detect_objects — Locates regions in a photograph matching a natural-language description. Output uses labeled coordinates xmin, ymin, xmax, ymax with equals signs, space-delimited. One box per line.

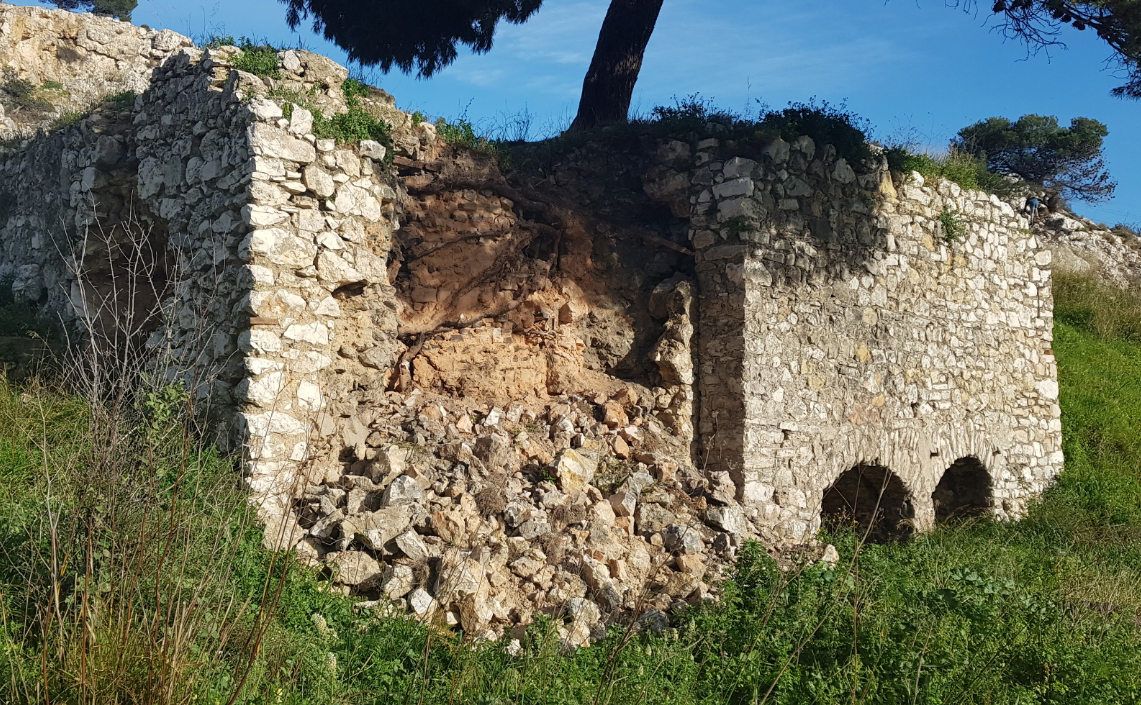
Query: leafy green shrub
xmin=759 ymin=99 xmax=872 ymax=163
xmin=341 ymin=76 xmax=369 ymax=101
xmin=939 ymin=207 xmax=965 ymax=243
xmin=39 ymin=80 xmax=64 ymax=92
xmin=314 ymin=105 xmax=392 ymax=149
xmin=231 ymin=38 xmax=281 ymax=78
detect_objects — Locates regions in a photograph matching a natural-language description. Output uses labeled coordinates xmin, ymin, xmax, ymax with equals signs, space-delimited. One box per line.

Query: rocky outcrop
xmin=0 ymin=3 xmax=192 ymax=139
xmin=1037 ymin=211 xmax=1141 ymax=290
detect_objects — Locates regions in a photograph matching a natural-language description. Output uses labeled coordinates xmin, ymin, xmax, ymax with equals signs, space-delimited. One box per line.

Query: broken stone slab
xmin=383 ymin=475 xmax=423 ymax=505
xmin=325 ymin=550 xmax=382 ymax=587
xmin=381 ymin=563 xmax=415 ymax=599
xmin=436 ymin=553 xmax=487 ymax=600
xmin=341 ymin=504 xmax=414 ymax=550
xmin=359 ymin=139 xmax=387 ymax=161
xmin=408 ymin=588 xmax=438 ymax=618
xmin=634 ymin=502 xmax=676 ymax=533
xmin=394 ymin=529 xmax=431 ymax=561
xmin=708 ymin=471 xmax=737 ymax=505
xmin=474 ymin=433 xmax=515 ymax=471
xmin=662 ymin=523 xmax=704 ymax=554
xmin=609 ymin=489 xmax=637 ymax=518
xmin=368 ymin=444 xmax=410 ymax=485
xmin=517 ymin=519 xmax=551 ymax=540
xmin=509 ymin=554 xmax=544 ymax=579
xmin=555 ymin=449 xmax=598 ymax=495
xmin=704 ymin=504 xmax=747 ymax=536
xmin=622 ymin=471 xmax=655 ymax=495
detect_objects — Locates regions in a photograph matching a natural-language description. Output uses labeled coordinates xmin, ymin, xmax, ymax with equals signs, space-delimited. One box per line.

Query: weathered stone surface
xmin=250 ymin=124 xmax=317 ymax=163
xmin=555 ymin=449 xmax=598 ymax=495
xmin=325 ymin=551 xmax=382 ymax=586
xmin=384 ymin=475 xmax=423 ymax=505
xmin=662 ymin=524 xmax=704 ymax=554
xmin=381 ymin=563 xmax=415 ymax=598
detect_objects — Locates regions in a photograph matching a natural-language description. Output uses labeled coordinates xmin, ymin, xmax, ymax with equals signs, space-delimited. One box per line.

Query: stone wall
xmin=0 ymin=4 xmax=415 ymax=525
xmin=686 ymin=137 xmax=1063 ymax=542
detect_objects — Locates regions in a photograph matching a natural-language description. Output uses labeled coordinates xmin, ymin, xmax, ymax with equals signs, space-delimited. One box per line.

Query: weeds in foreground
xmin=1 ymin=258 xmax=1139 ymax=703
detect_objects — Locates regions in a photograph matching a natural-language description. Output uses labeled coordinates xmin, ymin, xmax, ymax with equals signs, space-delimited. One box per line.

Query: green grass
xmin=103 ymin=89 xmax=137 ymax=111
xmin=434 ymin=117 xmax=498 ymax=155
xmin=228 ymin=39 xmax=281 ymax=78
xmin=886 ymin=147 xmax=1020 ymax=197
xmin=1 ymin=272 xmax=1139 ymax=703
xmin=270 ymin=80 xmax=393 ymax=154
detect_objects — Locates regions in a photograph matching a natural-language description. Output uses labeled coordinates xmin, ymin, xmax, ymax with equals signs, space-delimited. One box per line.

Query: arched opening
xmin=933 ymin=456 xmax=992 ymax=524
xmin=821 ymin=464 xmax=915 ymax=543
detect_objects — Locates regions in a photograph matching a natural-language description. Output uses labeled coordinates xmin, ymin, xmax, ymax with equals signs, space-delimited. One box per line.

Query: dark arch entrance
xmin=821 ymin=464 xmax=915 ymax=543
xmin=933 ymin=456 xmax=992 ymax=524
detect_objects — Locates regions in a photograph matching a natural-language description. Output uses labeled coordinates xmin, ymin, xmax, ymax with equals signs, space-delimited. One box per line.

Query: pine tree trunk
xmin=568 ymin=0 xmax=664 ymax=131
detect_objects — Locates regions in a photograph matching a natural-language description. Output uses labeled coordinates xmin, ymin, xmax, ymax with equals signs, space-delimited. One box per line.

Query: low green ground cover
xmin=1 ymin=271 xmax=1139 ymax=703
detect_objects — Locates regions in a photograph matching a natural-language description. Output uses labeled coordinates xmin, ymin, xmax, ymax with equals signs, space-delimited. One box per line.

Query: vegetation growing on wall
xmin=210 ymin=37 xmax=283 ymax=78
xmin=270 ymin=78 xmax=393 ymax=155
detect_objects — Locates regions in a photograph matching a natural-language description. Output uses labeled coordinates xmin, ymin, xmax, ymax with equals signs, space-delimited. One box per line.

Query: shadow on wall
xmin=933 ymin=455 xmax=992 ymax=524
xmin=820 ymin=463 xmax=915 ymax=544
xmin=819 ymin=456 xmax=995 ymax=544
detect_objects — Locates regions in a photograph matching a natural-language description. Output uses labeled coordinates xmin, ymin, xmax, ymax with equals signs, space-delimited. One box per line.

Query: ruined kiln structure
xmin=678 ymin=141 xmax=1065 ymax=541
xmin=0 ymin=3 xmax=1064 ymax=637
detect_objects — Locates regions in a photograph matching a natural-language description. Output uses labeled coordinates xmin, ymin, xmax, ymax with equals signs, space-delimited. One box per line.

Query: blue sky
xmin=17 ymin=0 xmax=1141 ymax=225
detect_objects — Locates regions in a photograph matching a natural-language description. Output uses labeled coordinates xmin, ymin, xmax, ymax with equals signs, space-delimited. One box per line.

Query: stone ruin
xmin=0 ymin=3 xmax=1063 ymax=642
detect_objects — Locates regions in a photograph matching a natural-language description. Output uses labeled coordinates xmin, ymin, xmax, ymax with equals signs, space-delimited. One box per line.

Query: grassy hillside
xmin=1 ymin=272 xmax=1140 ymax=704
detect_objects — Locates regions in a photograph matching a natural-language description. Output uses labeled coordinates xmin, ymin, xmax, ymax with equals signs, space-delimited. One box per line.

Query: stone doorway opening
xmin=933 ymin=456 xmax=992 ymax=524
xmin=821 ymin=464 xmax=915 ymax=543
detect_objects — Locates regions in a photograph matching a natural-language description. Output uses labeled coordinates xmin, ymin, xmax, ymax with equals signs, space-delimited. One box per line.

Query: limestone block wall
xmin=692 ymin=137 xmax=1063 ymax=542
xmin=235 ymin=98 xmax=402 ymax=514
xmin=0 ymin=12 xmax=405 ymax=522
xmin=0 ymin=42 xmax=261 ymax=425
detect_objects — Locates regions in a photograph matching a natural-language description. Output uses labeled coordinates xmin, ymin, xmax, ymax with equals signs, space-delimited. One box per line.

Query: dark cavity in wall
xmin=932 ymin=456 xmax=992 ymax=524
xmin=821 ymin=463 xmax=915 ymax=543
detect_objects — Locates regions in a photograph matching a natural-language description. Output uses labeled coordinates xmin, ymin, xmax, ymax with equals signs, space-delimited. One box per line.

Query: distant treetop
xmin=50 ymin=0 xmax=136 ymax=22
xmin=953 ymin=114 xmax=1117 ymax=203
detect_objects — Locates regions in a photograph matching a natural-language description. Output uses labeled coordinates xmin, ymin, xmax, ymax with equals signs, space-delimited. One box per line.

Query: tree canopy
xmin=952 ymin=114 xmax=1116 ymax=202
xmin=50 ymin=0 xmax=136 ymax=21
xmin=279 ymin=0 xmax=1141 ymax=130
